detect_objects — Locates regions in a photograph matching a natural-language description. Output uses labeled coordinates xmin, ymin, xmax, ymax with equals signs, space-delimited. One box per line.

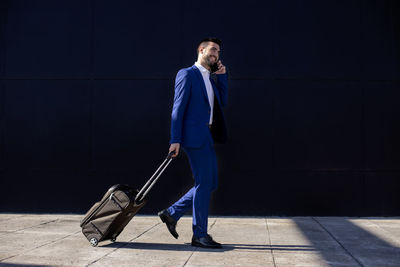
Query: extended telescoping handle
xmin=135 ymin=151 xmax=175 ymax=203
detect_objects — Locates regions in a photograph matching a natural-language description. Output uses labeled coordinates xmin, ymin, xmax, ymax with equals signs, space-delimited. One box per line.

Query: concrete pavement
xmin=0 ymin=214 xmax=399 ymax=266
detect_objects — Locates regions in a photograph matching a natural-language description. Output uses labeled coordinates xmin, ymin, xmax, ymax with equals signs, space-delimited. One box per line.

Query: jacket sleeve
xmin=170 ymin=69 xmax=191 ymax=144
xmin=215 ymin=73 xmax=228 ymax=107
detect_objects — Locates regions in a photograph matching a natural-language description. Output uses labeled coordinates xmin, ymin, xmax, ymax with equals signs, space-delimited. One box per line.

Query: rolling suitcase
xmin=80 ymin=152 xmax=174 ymax=247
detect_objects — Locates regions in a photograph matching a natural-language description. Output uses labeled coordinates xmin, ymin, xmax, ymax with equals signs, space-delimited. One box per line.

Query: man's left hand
xmin=214 ymin=60 xmax=226 ymax=74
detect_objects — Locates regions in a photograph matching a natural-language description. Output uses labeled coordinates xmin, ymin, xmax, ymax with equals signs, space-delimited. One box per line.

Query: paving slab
xmin=315 ymin=217 xmax=400 ymax=267
xmin=185 ymin=217 xmax=275 ymax=267
xmin=268 ymin=218 xmax=358 ymax=267
xmin=0 ymin=214 xmax=62 ymax=233
xmin=0 ymin=214 xmax=399 ymax=266
xmin=90 ymin=217 xmax=195 ymax=267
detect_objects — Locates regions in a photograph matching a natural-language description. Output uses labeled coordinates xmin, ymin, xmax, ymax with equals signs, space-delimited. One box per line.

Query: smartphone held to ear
xmin=210 ymin=62 xmax=219 ymax=73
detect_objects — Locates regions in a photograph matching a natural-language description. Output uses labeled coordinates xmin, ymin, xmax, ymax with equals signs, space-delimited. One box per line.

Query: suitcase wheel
xmin=90 ymin=237 xmax=99 ymax=247
xmin=111 ymin=238 xmax=116 ymax=242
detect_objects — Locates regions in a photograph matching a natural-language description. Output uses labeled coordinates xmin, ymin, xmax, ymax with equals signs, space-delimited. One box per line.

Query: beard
xmin=204 ymin=55 xmax=218 ymax=68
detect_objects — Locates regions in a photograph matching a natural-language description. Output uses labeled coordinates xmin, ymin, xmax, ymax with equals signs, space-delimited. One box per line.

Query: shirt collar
xmin=194 ymin=62 xmax=210 ymax=75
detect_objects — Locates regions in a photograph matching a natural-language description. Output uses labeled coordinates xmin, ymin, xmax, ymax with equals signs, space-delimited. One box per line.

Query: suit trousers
xmin=167 ymin=137 xmax=218 ymax=238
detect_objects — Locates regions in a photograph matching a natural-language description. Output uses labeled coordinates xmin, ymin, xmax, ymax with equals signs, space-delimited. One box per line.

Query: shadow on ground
xmin=102 ymin=241 xmax=315 ymax=252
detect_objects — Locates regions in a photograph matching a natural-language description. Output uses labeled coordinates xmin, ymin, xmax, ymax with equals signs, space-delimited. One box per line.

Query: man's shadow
xmin=102 ymin=242 xmax=315 ymax=253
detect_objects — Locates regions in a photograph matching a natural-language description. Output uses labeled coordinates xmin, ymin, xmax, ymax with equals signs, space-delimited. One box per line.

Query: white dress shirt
xmin=194 ymin=62 xmax=214 ymax=125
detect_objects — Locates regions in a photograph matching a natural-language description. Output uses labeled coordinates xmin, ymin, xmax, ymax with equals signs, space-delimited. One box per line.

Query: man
xmin=158 ymin=37 xmax=228 ymax=249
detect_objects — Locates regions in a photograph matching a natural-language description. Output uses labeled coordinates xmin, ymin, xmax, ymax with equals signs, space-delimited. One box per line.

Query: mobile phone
xmin=210 ymin=62 xmax=219 ymax=73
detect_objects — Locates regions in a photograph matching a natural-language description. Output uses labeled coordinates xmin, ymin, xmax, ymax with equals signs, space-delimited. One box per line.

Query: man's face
xmin=200 ymin=42 xmax=220 ymax=67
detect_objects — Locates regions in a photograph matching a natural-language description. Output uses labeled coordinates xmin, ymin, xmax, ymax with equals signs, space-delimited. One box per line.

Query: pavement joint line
xmin=0 ymin=214 xmax=26 ymax=222
xmin=2 ymin=219 xmax=59 ymax=235
xmin=265 ymin=218 xmax=277 ymax=267
xmin=182 ymin=217 xmax=218 ymax=267
xmin=86 ymin=221 xmax=161 ymax=267
xmin=312 ymin=217 xmax=363 ymax=267
xmin=0 ymin=230 xmax=81 ymax=262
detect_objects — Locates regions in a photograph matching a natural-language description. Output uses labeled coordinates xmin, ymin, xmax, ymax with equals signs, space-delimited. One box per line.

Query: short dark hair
xmin=197 ymin=37 xmax=222 ymax=55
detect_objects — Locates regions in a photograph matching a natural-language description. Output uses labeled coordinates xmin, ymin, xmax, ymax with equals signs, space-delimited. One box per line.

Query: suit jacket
xmin=170 ymin=65 xmax=228 ymax=148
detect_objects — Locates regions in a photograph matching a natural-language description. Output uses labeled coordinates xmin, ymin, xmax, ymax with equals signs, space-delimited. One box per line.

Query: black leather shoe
xmin=191 ymin=234 xmax=222 ymax=249
xmin=158 ymin=209 xmax=179 ymax=239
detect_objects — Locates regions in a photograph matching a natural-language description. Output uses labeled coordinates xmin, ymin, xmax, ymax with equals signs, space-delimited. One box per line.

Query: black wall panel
xmin=93 ymin=80 xmax=172 ymax=169
xmin=221 ymin=80 xmax=274 ymax=172
xmin=0 ymin=0 xmax=5 ymax=76
xmin=274 ymin=81 xmax=363 ymax=170
xmin=213 ymin=171 xmax=365 ymax=216
xmin=0 ymin=83 xmax=4 ymax=171
xmin=0 ymin=0 xmax=399 ymax=215
xmin=365 ymin=81 xmax=400 ymax=170
xmin=361 ymin=1 xmax=399 ymax=80
xmin=179 ymin=0 xmax=274 ymax=78
xmin=364 ymin=172 xmax=400 ymax=216
xmin=0 ymin=1 xmax=5 ymax=172
xmin=273 ymin=1 xmax=362 ymax=79
xmin=94 ymin=1 xmax=182 ymax=77
xmin=3 ymin=80 xmax=91 ymax=169
xmin=5 ymin=0 xmax=91 ymax=76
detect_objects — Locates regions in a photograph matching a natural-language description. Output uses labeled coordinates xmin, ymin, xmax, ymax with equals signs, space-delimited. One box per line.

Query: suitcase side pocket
xmin=83 ymin=199 xmax=123 ymax=241
xmin=80 ymin=200 xmax=106 ymax=227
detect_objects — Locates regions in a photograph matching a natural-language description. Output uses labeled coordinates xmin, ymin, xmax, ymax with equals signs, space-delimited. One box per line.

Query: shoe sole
xmin=191 ymin=242 xmax=222 ymax=249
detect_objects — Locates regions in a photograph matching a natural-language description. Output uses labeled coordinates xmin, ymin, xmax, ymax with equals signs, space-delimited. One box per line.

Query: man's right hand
xmin=169 ymin=143 xmax=180 ymax=158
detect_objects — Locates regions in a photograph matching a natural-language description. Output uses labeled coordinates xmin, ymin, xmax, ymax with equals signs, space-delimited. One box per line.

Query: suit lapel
xmin=192 ymin=65 xmax=211 ymax=108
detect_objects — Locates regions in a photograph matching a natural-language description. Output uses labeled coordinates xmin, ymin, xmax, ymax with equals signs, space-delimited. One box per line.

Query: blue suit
xmin=167 ymin=65 xmax=228 ymax=237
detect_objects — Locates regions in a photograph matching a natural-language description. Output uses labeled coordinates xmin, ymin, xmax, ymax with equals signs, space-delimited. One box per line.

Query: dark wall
xmin=0 ymin=0 xmax=399 ymax=216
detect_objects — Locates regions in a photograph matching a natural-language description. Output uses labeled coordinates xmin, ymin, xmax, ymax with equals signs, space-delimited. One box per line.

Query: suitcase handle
xmin=135 ymin=151 xmax=175 ymax=203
